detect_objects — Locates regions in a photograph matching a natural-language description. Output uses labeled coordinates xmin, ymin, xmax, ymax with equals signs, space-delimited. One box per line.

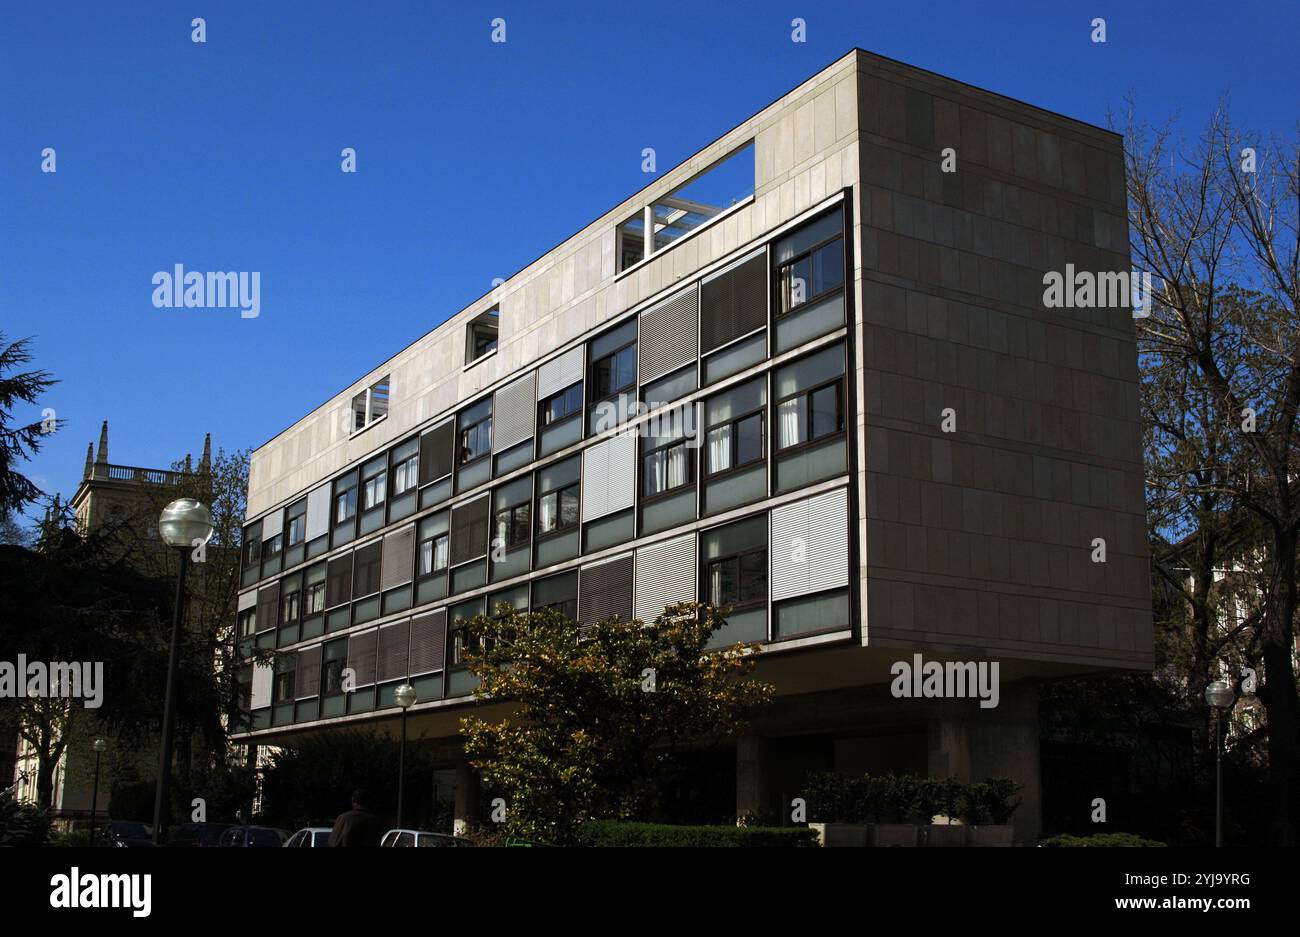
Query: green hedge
xmin=1039 ymin=833 xmax=1166 ymax=847
xmin=576 ymin=820 xmax=819 ymax=847
xmin=801 ymin=772 xmax=1021 ymax=825
xmin=0 ymin=791 xmax=52 ymax=847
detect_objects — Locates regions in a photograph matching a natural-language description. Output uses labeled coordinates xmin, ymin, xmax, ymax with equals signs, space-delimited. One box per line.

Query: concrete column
xmin=735 ymin=736 xmax=770 ymax=824
xmin=453 ymin=761 xmax=480 ymax=836
xmin=970 ymin=682 xmax=1042 ymax=844
xmin=927 ymin=713 xmax=972 ymax=783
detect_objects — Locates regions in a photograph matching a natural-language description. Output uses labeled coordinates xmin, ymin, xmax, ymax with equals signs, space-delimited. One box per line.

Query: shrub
xmin=1039 ymin=832 xmax=1166 ymax=847
xmin=0 ymin=790 xmax=52 ymax=847
xmin=576 ymin=820 xmax=819 ymax=847
xmin=802 ymin=772 xmax=1021 ymax=825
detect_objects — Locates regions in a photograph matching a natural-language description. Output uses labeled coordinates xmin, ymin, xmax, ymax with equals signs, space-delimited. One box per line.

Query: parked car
xmin=217 ymin=825 xmax=290 ymax=847
xmin=284 ymin=827 xmax=333 ymax=847
xmin=166 ymin=822 xmax=233 ymax=847
xmin=95 ymin=820 xmax=153 ymax=848
xmin=380 ymin=828 xmax=467 ymax=847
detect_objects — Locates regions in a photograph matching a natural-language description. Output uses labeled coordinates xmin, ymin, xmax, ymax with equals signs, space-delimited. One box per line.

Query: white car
xmin=284 ymin=827 xmax=333 ymax=847
xmin=380 ymin=828 xmax=466 ymax=847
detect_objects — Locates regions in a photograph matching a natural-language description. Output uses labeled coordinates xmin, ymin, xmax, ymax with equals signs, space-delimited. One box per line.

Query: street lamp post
xmin=394 ymin=684 xmax=418 ymax=828
xmin=152 ymin=499 xmax=214 ymax=846
xmin=1205 ymin=679 xmax=1236 ymax=848
xmin=89 ymin=738 xmax=106 ymax=844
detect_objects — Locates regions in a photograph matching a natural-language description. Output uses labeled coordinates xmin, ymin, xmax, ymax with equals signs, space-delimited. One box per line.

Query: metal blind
xmin=380 ymin=525 xmax=416 ymax=589
xmin=700 ymin=249 xmax=766 ymax=353
xmin=579 ymin=554 xmax=634 ymax=628
xmin=419 ymin=421 xmax=454 ymax=484
xmin=770 ymin=487 xmax=850 ymax=600
xmin=635 ymin=533 xmax=697 ymax=622
xmin=256 ymin=582 xmax=280 ymax=631
xmin=377 ymin=619 xmax=411 ymax=683
xmin=493 ymin=371 xmax=537 ymax=452
xmin=296 ymin=645 xmax=321 ymax=699
xmin=537 ymin=346 xmax=585 ymax=400
xmin=450 ymin=496 xmax=490 ymax=565
xmin=250 ymin=661 xmax=273 ymax=709
xmin=639 ymin=285 xmax=698 ymax=383
xmin=352 ymin=540 xmax=382 ymax=597
xmin=326 ymin=553 xmax=353 ymax=607
xmin=305 ymin=484 xmax=330 ymax=540
xmin=580 ymin=431 xmax=636 ymax=520
xmin=237 ymin=589 xmax=257 ymax=612
xmin=408 ymin=610 xmax=447 ymax=675
xmin=261 ymin=508 xmax=283 ymax=540
xmin=347 ymin=628 xmax=378 ymax=687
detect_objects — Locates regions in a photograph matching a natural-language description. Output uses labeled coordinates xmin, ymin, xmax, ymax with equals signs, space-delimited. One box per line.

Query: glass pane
xmin=643 ymin=450 xmax=665 ymax=496
xmin=783 ymin=256 xmax=812 ymax=312
xmin=614 ymin=346 xmax=637 ymax=391
xmin=811 ymin=385 xmax=840 ymax=440
xmin=538 ymin=492 xmax=557 ymax=533
xmin=706 ymin=426 xmax=731 ymax=474
xmin=815 ymin=239 xmax=844 ymax=296
xmin=739 ymin=551 xmax=767 ymax=604
xmin=777 ymin=397 xmax=806 ymax=449
xmin=512 ymin=504 xmax=530 ymax=545
xmin=736 ymin=414 xmax=763 ymax=465
xmin=559 ymin=488 xmax=580 ymax=528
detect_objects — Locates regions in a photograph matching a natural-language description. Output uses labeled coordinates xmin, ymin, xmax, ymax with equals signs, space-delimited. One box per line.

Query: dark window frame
xmin=703 ymin=407 xmax=766 ymax=480
xmin=494 ymin=500 xmax=532 ymax=551
xmin=391 ymin=451 xmax=419 ymax=497
xmin=704 ymin=546 xmax=769 ymax=613
xmin=238 ymin=607 xmax=257 ymax=637
xmin=286 ymin=502 xmax=307 ymax=547
xmin=540 ymin=381 xmax=583 ymax=428
xmin=774 ymin=377 xmax=845 ymax=456
xmin=362 ymin=467 xmax=387 ymax=513
xmin=535 ymin=481 xmax=580 ymax=542
xmin=417 ymin=532 xmax=450 ymax=580
xmin=776 ymin=232 xmax=846 ymax=316
xmin=640 ymin=437 xmax=696 ymax=503
xmin=458 ymin=414 xmax=493 ymax=467
xmin=280 ymin=588 xmax=300 ymax=625
xmin=589 ymin=340 xmax=637 ymax=406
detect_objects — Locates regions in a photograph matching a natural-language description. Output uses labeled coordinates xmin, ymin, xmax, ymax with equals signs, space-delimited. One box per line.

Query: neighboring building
xmin=230 ymin=50 xmax=1151 ymax=841
xmin=10 ymin=422 xmax=213 ymax=818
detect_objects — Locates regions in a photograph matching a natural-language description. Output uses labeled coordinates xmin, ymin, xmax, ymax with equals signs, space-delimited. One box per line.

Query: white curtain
xmin=666 ymin=444 xmax=687 ymax=489
xmin=708 ymin=426 xmax=731 ymax=474
xmin=778 ymin=398 xmax=805 ymax=448
xmin=539 ymin=493 xmax=558 ymax=532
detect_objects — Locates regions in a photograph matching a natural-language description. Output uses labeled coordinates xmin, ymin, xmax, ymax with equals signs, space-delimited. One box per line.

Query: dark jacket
xmin=329 ymin=807 xmax=382 ymax=847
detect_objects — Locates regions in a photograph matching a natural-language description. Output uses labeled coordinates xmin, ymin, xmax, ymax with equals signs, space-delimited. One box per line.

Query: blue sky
xmin=3 ymin=0 xmax=1296 ymax=523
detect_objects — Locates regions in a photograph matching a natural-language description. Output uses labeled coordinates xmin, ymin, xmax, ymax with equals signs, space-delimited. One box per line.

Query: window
xmin=779 ymin=238 xmax=844 ymax=314
xmin=591 ymin=344 xmax=636 ymax=401
xmin=706 ymin=411 xmax=764 ymax=476
xmin=353 ymin=541 xmax=382 ymax=598
xmin=777 ymin=380 xmax=844 ymax=450
xmin=335 ymin=487 xmax=357 ymax=523
xmin=273 ymin=669 xmax=295 ymax=705
xmin=537 ymin=483 xmax=579 ymax=537
xmin=459 ymin=414 xmax=493 ymax=465
xmin=495 ymin=502 xmax=531 ymax=550
xmin=323 ymin=658 xmax=347 ymax=696
xmin=532 ymin=572 xmax=578 ymax=622
xmin=286 ymin=501 xmax=307 ymax=547
xmin=542 ymin=382 xmax=583 ymax=426
xmin=707 ymin=548 xmax=767 ymax=610
xmin=363 ymin=470 xmax=387 ymax=510
xmin=305 ymin=578 xmax=326 ymax=615
xmin=263 ymin=533 xmax=283 ymax=557
xmin=351 ymin=376 xmax=391 ymax=433
xmin=281 ymin=590 xmax=300 ymax=624
xmin=466 ymin=308 xmax=499 ymax=364
xmin=617 ymin=143 xmax=755 ymax=272
xmin=642 ymin=439 xmax=693 ymax=498
xmin=238 ymin=607 xmax=257 ymax=637
xmin=243 ymin=535 xmax=261 ymax=569
xmin=418 ymin=533 xmax=449 ymax=577
xmin=392 ymin=452 xmax=419 ymax=496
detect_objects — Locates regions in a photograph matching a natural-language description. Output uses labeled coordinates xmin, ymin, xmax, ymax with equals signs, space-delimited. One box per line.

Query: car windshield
xmin=249 ymin=829 xmax=283 ymax=846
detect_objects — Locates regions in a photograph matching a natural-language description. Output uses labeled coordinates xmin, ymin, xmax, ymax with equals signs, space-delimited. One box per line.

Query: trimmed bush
xmin=576 ymin=820 xmax=819 ymax=847
xmin=0 ymin=791 xmax=52 ymax=847
xmin=802 ymin=771 xmax=1021 ymax=825
xmin=1039 ymin=833 xmax=1166 ymax=847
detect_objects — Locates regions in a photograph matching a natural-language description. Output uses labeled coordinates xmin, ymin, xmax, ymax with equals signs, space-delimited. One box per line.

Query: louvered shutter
xmin=256 ymin=581 xmax=280 ymax=631
xmin=635 ymin=534 xmax=697 ymax=622
xmin=296 ymin=645 xmax=321 ymax=699
xmin=377 ymin=619 xmax=411 ymax=682
xmin=450 ymin=496 xmax=490 ymax=565
xmin=419 ymin=421 xmax=454 ymax=484
xmin=347 ymin=628 xmax=378 ymax=687
xmin=770 ymin=487 xmax=850 ymax=600
xmin=579 ymin=554 xmax=634 ymax=628
xmin=381 ymin=525 xmax=416 ymax=589
xmin=250 ymin=661 xmax=273 ymax=709
xmin=326 ymin=553 xmax=353 ymax=607
xmin=639 ymin=285 xmax=698 ymax=383
xmin=408 ymin=610 xmax=447 ymax=675
xmin=537 ymin=346 xmax=585 ymax=400
xmin=261 ymin=509 xmax=283 ymax=540
xmin=700 ymin=250 xmax=766 ymax=352
xmin=581 ymin=432 xmax=636 ymax=520
xmin=493 ymin=371 xmax=537 ymax=451
xmin=237 ymin=590 xmax=257 ymax=612
xmin=305 ymin=484 xmax=330 ymax=540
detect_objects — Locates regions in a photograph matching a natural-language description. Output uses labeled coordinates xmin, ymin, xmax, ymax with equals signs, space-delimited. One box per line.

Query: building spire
xmin=83 ymin=443 xmax=94 ymax=479
xmin=95 ymin=420 xmax=109 ymax=464
xmin=199 ymin=433 xmax=212 ymax=474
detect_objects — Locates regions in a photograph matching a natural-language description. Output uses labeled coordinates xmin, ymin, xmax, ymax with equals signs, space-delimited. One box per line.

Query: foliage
xmin=575 ymin=820 xmax=819 ymax=848
xmin=107 ymin=780 xmax=157 ymax=823
xmin=801 ymin=772 xmax=1021 ymax=826
xmin=0 ymin=789 xmax=52 ymax=846
xmin=460 ymin=602 xmax=775 ymax=844
xmin=1039 ymin=832 xmax=1166 ymax=847
xmin=0 ymin=333 xmax=59 ymax=522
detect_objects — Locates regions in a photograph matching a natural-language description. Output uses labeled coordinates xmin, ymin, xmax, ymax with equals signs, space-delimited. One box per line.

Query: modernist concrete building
xmin=231 ymin=50 xmax=1150 ymax=841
